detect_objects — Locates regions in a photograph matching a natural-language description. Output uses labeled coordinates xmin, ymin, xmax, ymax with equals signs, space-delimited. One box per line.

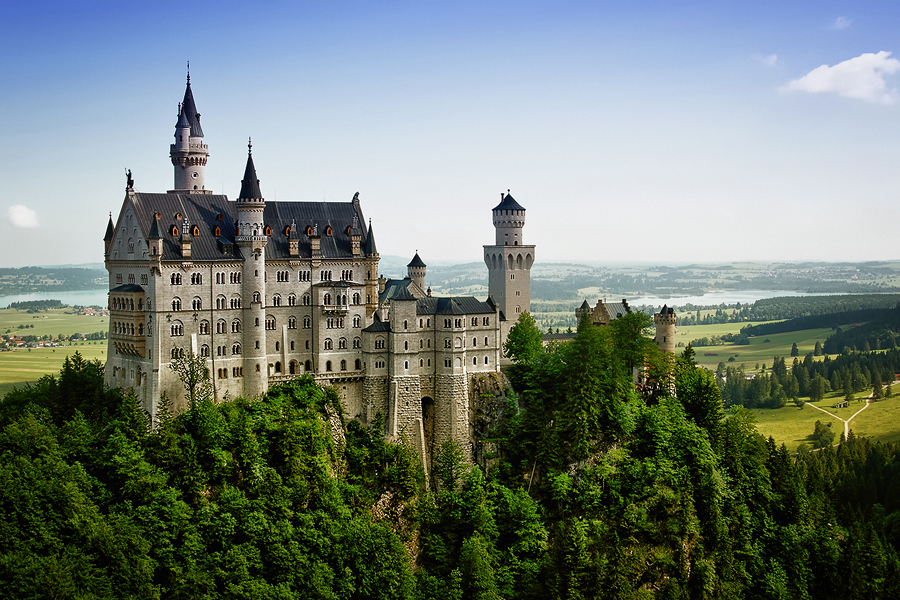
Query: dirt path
xmin=806 ymin=394 xmax=872 ymax=441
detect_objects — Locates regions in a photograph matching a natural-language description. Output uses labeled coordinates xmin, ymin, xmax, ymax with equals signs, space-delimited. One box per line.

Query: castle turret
xmin=169 ymin=70 xmax=210 ymax=194
xmin=654 ymin=305 xmax=677 ymax=354
xmin=407 ymin=252 xmax=426 ymax=295
xmin=484 ymin=190 xmax=535 ymax=345
xmin=235 ymin=141 xmax=268 ymax=397
xmin=104 ymin=213 xmax=115 ymax=256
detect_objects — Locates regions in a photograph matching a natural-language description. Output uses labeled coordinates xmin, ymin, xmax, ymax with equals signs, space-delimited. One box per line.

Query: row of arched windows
xmin=111 ymin=297 xmax=142 ymax=311
xmin=113 ymin=322 xmax=143 ymax=336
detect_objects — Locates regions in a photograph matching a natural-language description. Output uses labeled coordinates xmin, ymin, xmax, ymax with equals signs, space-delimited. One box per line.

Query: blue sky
xmin=2 ymin=1 xmax=899 ymax=266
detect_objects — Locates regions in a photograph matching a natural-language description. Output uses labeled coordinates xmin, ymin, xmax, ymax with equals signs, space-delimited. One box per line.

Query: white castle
xmin=103 ymin=73 xmax=534 ymax=468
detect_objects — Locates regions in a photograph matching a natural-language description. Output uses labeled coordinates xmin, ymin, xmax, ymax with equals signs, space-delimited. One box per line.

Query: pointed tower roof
xmin=179 ymin=72 xmax=204 ymax=138
xmin=580 ymin=299 xmax=590 ymax=310
xmin=147 ymin=216 xmax=161 ymax=239
xmin=408 ymin=252 xmax=426 ymax=268
xmin=492 ymin=190 xmax=525 ymax=212
xmin=238 ymin=140 xmax=263 ymax=200
xmin=365 ymin=219 xmax=377 ymax=254
xmin=104 ymin=214 xmax=115 ymax=241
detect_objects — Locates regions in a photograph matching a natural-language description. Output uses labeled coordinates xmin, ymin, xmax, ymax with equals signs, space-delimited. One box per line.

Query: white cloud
xmin=782 ymin=51 xmax=900 ymax=105
xmin=754 ymin=53 xmax=778 ymax=67
xmin=7 ymin=205 xmax=39 ymax=228
xmin=830 ymin=16 xmax=851 ymax=30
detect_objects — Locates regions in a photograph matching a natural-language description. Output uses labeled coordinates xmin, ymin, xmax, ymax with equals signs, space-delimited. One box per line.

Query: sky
xmin=2 ymin=0 xmax=900 ymax=267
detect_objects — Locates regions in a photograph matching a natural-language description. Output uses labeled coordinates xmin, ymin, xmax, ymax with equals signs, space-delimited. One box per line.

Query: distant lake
xmin=630 ymin=290 xmax=850 ymax=308
xmin=0 ymin=289 xmax=109 ymax=309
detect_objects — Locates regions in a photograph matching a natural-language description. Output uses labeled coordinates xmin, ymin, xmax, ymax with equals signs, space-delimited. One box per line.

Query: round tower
xmin=235 ymin=140 xmax=268 ymax=397
xmin=169 ymin=70 xmax=210 ymax=193
xmin=654 ymin=305 xmax=677 ymax=354
xmin=407 ymin=252 xmax=426 ymax=294
xmin=492 ymin=189 xmax=526 ymax=246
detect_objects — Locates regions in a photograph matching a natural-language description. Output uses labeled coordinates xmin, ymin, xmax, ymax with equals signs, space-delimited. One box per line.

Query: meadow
xmin=0 ymin=307 xmax=108 ymax=396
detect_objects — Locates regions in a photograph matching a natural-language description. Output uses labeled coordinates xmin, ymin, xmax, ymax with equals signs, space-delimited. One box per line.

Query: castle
xmin=103 ymin=74 xmax=534 ymax=469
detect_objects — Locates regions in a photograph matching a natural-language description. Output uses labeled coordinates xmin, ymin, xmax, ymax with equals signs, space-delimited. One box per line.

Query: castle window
xmin=265 ymin=226 xmax=272 ymax=236
xmin=171 ymin=225 xmax=179 ymax=237
xmin=510 ymin=274 xmax=515 ymax=280
xmin=191 ymin=273 xmax=202 ymax=285
xmin=127 ymin=274 xmax=135 ymax=284
xmin=324 ymin=293 xmax=332 ymax=305
xmin=217 ymin=320 xmax=226 ymax=334
xmin=171 ymin=273 xmax=182 ymax=285
xmin=306 ymin=226 xmax=313 ymax=236
xmin=326 ymin=360 xmax=332 ymax=371
xmin=325 ymin=226 xmax=333 ymax=236
xmin=482 ymin=317 xmax=489 ymax=326
xmin=472 ymin=317 xmax=478 ymax=326
xmin=445 ymin=358 xmax=451 ymax=367
xmin=288 ymin=294 xmax=296 ymax=306
xmin=214 ymin=226 xmax=221 ymax=236
xmin=375 ymin=338 xmax=386 ymax=350
xmin=288 ymin=317 xmax=296 ymax=329
xmin=253 ymin=292 xmax=261 ymax=304
xmin=172 ymin=298 xmax=182 ymax=311
xmin=353 ymin=337 xmax=360 ymax=349
xmin=484 ymin=336 xmax=488 ymax=346
xmin=472 ymin=338 xmax=477 ymax=347
xmin=353 ymin=316 xmax=361 ymax=328
xmin=272 ymin=294 xmax=281 ymax=307
xmin=353 ymin=293 xmax=360 ymax=305
xmin=339 ymin=338 xmax=347 ymax=349
xmin=276 ymin=341 xmax=280 ymax=351
xmin=403 ymin=320 xmax=408 ymax=330
xmin=305 ymin=360 xmax=311 ymax=371
xmin=192 ymin=225 xmax=200 ymax=237
xmin=340 ymin=360 xmax=347 ymax=371
xmin=427 ymin=359 xmax=431 ymax=367
xmin=444 ymin=319 xmax=451 ymax=328
xmin=192 ymin=297 xmax=202 ymax=310
xmin=420 ymin=340 xmax=423 ymax=348
xmin=427 ymin=318 xmax=431 ymax=327
xmin=141 ymin=275 xmax=148 ymax=285
xmin=200 ymin=345 xmax=210 ymax=357
xmin=232 ymin=319 xmax=241 ymax=333
xmin=455 ymin=319 xmax=462 ymax=328
xmin=404 ymin=341 xmax=408 ymax=350
xmin=199 ymin=320 xmax=210 ymax=334
xmin=355 ymin=359 xmax=361 ymax=370
xmin=232 ymin=344 xmax=241 ymax=355
xmin=303 ymin=316 xmax=311 ymax=328
xmin=265 ymin=316 xmax=276 ymax=330
xmin=444 ymin=338 xmax=451 ymax=348
xmin=404 ymin=361 xmax=408 ymax=370
xmin=138 ymin=324 xmax=143 ymax=336
xmin=290 ymin=341 xmax=295 ymax=351
xmin=231 ymin=297 xmax=242 ymax=309
xmin=275 ymin=361 xmax=281 ymax=373
xmin=303 ymin=294 xmax=310 ymax=305
xmin=473 ymin=357 xmax=477 ymax=366
xmin=419 ymin=359 xmax=424 ymax=367
xmin=485 ymin=356 xmax=489 ymax=364
xmin=289 ymin=361 xmax=296 ymax=374
xmin=324 ymin=338 xmax=333 ymax=350
xmin=515 ymin=306 xmax=521 ymax=313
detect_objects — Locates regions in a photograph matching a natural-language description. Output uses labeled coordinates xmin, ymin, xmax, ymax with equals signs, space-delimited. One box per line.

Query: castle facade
xmin=103 ymin=75 xmax=534 ymax=468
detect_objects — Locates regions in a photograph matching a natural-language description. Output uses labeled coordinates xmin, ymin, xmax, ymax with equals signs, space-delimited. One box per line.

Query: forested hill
xmin=824 ymin=305 xmax=900 ymax=354
xmin=5 ymin=328 xmax=900 ymax=597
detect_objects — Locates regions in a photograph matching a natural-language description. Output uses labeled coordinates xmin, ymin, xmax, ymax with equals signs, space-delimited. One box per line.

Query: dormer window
xmin=306 ymin=225 xmax=314 ymax=236
xmin=171 ymin=225 xmax=179 ymax=237
xmin=325 ymin=226 xmax=333 ymax=236
xmin=285 ymin=226 xmax=291 ymax=236
xmin=214 ymin=226 xmax=221 ymax=236
xmin=175 ymin=212 xmax=182 ymax=220
xmin=346 ymin=225 xmax=352 ymax=235
xmin=192 ymin=225 xmax=200 ymax=237
xmin=264 ymin=226 xmax=272 ymax=236
xmin=217 ymin=213 xmax=224 ymax=221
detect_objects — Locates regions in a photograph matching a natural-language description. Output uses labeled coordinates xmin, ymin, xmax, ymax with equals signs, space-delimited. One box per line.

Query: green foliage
xmin=504 ymin=311 xmax=544 ymax=364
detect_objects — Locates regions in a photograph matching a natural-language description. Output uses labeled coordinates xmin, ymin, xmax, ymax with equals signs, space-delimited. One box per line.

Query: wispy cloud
xmin=7 ymin=205 xmax=38 ymax=228
xmin=830 ymin=16 xmax=851 ymax=30
xmin=753 ymin=53 xmax=779 ymax=67
xmin=782 ymin=51 xmax=900 ymax=105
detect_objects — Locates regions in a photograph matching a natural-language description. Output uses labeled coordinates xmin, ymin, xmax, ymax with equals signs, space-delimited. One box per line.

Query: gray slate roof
xmin=179 ymin=79 xmax=204 ymax=138
xmin=492 ymin=192 xmax=525 ymax=212
xmin=416 ymin=296 xmax=496 ymax=315
xmin=238 ymin=152 xmax=263 ymax=200
xmin=407 ymin=253 xmax=426 ymax=268
xmin=125 ymin=192 xmax=373 ymax=262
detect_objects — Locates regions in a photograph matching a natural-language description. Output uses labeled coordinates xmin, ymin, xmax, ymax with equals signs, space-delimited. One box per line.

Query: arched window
xmin=217 ymin=320 xmax=227 ymax=334
xmin=231 ymin=297 xmax=241 ymax=309
xmin=216 ymin=295 xmax=227 ymax=309
xmin=172 ymin=298 xmax=182 ymax=311
xmin=326 ymin=360 xmax=332 ymax=371
xmin=324 ymin=293 xmax=332 ymax=305
xmin=200 ymin=345 xmax=210 ymax=357
xmin=303 ymin=316 xmax=311 ymax=328
xmin=288 ymin=317 xmax=296 ymax=329
xmin=353 ymin=337 xmax=361 ymax=349
xmin=288 ymin=294 xmax=296 ymax=306
xmin=355 ymin=359 xmax=361 ymax=370
xmin=232 ymin=319 xmax=241 ymax=333
xmin=289 ymin=361 xmax=296 ymax=374
xmin=275 ymin=361 xmax=282 ymax=373
xmin=353 ymin=316 xmax=361 ymax=328
xmin=199 ymin=320 xmax=210 ymax=335
xmin=305 ymin=360 xmax=311 ymax=371
xmin=340 ymin=360 xmax=347 ymax=371
xmin=302 ymin=294 xmax=310 ymax=306
xmin=272 ymin=294 xmax=281 ymax=307
xmin=252 ymin=292 xmax=261 ymax=304
xmin=339 ymin=338 xmax=347 ymax=349
xmin=232 ymin=343 xmax=242 ymax=355
xmin=192 ymin=297 xmax=202 ymax=310
xmin=265 ymin=226 xmax=272 ymax=236
xmin=171 ymin=273 xmax=182 ymax=285
xmin=324 ymin=338 xmax=333 ymax=350
xmin=265 ymin=316 xmax=276 ymax=330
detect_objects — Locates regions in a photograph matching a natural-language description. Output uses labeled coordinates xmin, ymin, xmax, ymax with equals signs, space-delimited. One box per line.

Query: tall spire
xmin=179 ymin=70 xmax=204 ymax=138
xmin=365 ymin=219 xmax=378 ymax=255
xmin=238 ymin=138 xmax=263 ymax=200
xmin=170 ymin=67 xmax=209 ymax=193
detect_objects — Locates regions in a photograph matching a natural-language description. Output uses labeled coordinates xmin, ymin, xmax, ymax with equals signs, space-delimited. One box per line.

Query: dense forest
xmin=675 ymin=294 xmax=900 ymax=327
xmin=823 ymin=306 xmax=900 ymax=354
xmin=5 ymin=317 xmax=900 ymax=597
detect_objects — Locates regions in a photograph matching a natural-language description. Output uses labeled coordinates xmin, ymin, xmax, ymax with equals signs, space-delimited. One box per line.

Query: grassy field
xmin=0 ymin=307 xmax=108 ymax=395
xmin=0 ymin=307 xmax=108 ymax=338
xmin=751 ymin=390 xmax=870 ymax=449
